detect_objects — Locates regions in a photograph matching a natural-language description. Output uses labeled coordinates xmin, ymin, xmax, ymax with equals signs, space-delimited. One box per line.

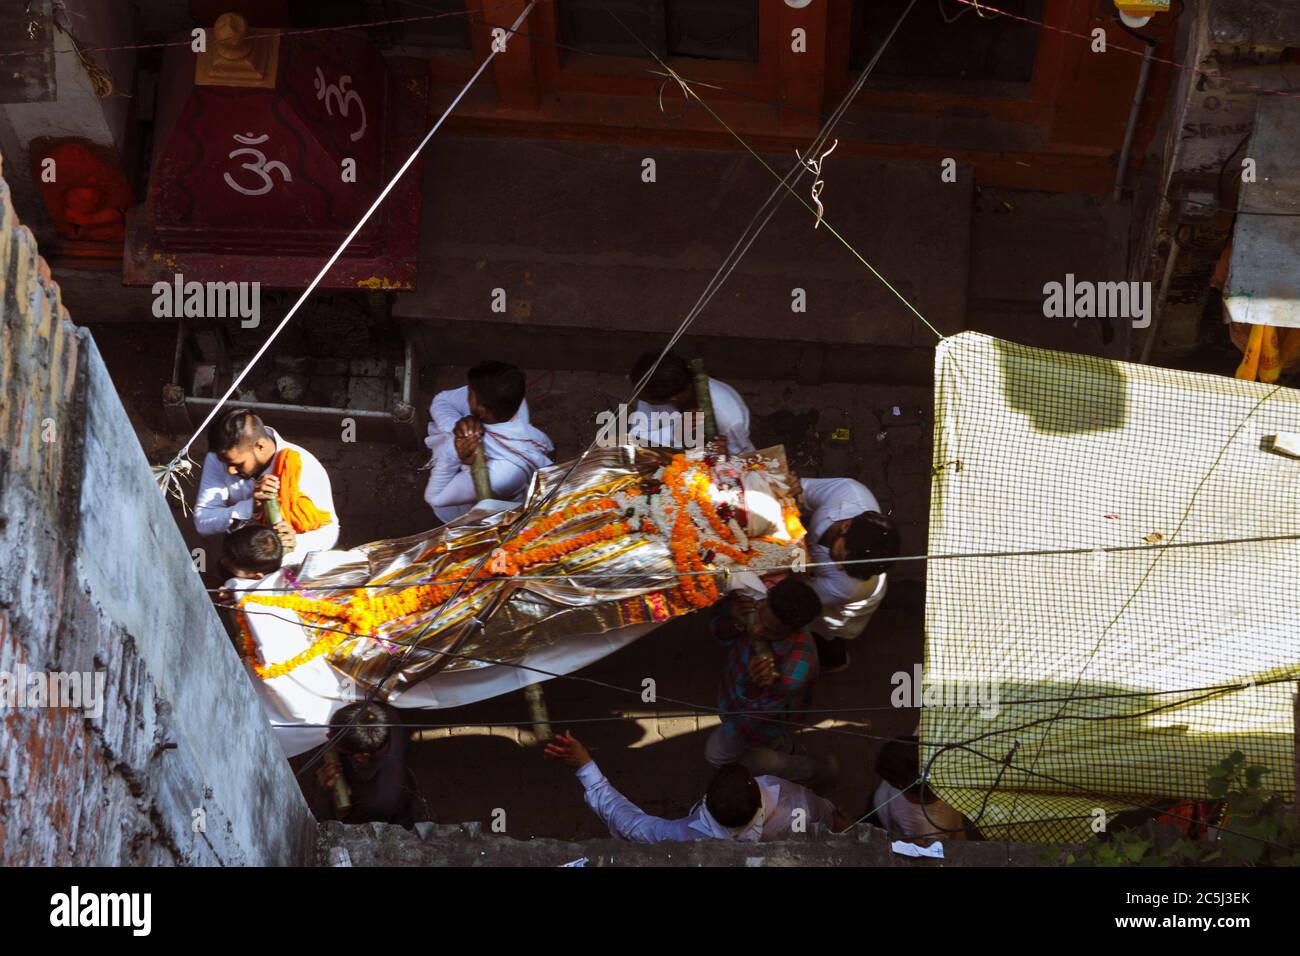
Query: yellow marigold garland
xmin=237 ymin=500 xmax=634 ymax=678
xmin=237 ymin=608 xmax=353 ymax=680
xmin=237 ymin=469 xmax=787 ymax=675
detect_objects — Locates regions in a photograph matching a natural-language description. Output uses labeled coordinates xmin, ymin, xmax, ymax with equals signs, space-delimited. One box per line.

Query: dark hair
xmin=766 ymin=575 xmax=822 ymax=632
xmin=629 ymin=350 xmax=691 ymax=403
xmin=705 ymin=763 xmax=762 ymax=828
xmin=467 ymin=361 xmax=526 ymax=421
xmin=208 ymin=408 xmax=264 ymax=455
xmin=223 ymin=525 xmax=282 ymax=575
xmin=329 ymin=702 xmax=392 ymax=756
xmin=875 ymin=735 xmax=938 ymax=803
xmin=843 ymin=511 xmax=901 ymax=580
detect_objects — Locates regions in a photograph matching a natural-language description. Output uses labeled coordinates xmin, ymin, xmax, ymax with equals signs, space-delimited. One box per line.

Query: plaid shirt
xmin=711 ymin=606 xmax=819 ymax=750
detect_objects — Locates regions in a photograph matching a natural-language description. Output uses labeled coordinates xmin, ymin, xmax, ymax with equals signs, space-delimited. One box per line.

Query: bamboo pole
xmin=689 ymin=357 xmax=718 ymax=443
xmin=471 ymin=446 xmax=494 ymax=501
xmin=524 ymin=683 xmax=554 ymax=742
xmin=322 ymin=750 xmax=352 ymax=817
xmin=264 ymin=493 xmax=288 ymax=558
xmin=737 ymin=594 xmax=773 ymax=664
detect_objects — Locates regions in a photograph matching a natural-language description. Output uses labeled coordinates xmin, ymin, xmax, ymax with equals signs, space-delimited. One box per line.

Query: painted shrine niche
xmin=28 ymin=138 xmax=133 ymax=269
xmin=126 ymin=12 xmax=425 ymax=290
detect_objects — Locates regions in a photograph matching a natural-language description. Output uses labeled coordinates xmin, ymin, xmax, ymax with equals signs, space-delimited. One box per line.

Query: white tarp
xmin=923 ymin=332 xmax=1300 ymax=842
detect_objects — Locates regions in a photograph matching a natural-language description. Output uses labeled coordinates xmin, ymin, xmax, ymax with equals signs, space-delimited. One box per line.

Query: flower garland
xmin=237 ymin=468 xmax=796 ymax=677
xmin=237 ymin=609 xmax=353 ymax=680
xmin=497 ymin=519 xmax=632 ymax=574
xmin=236 ymin=499 xmax=633 ymax=678
xmin=508 ymin=497 xmax=620 ymax=550
xmin=654 ymin=454 xmax=755 ymax=607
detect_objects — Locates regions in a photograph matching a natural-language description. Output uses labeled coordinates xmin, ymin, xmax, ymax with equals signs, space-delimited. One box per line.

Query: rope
xmin=602 ymin=0 xmax=947 ymax=342
xmin=204 ymin=528 xmax=1300 ymax=593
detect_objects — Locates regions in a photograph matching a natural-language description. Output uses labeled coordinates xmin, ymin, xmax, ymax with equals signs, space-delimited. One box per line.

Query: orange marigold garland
xmin=654 ymin=453 xmax=756 ymax=607
xmin=497 ymin=518 xmax=632 ymax=575
xmin=238 ymin=464 xmax=795 ymax=675
xmin=237 ymin=502 xmax=638 ymax=678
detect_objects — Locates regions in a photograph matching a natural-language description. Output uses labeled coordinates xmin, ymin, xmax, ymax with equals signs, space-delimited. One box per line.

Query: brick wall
xmin=0 ymin=164 xmax=315 ymax=865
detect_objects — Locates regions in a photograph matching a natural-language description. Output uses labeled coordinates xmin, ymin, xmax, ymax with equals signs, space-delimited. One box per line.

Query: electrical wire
xmin=205 ymin=528 xmax=1300 ymax=593
xmin=228 ymin=600 xmax=1299 ymax=750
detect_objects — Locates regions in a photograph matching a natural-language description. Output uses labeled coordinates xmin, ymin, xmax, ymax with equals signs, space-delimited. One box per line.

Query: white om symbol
xmin=223 ymin=133 xmax=292 ymax=197
xmin=314 ymin=68 xmax=367 ymax=143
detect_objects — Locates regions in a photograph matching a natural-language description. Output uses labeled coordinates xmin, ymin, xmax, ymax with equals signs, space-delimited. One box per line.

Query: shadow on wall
xmin=993 ymin=337 xmax=1127 ymax=434
xmin=920 ymin=673 xmax=1297 ymax=843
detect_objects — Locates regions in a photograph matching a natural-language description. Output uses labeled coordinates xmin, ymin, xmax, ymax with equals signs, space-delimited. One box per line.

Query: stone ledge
xmin=317 ymin=819 xmax=1053 ymax=867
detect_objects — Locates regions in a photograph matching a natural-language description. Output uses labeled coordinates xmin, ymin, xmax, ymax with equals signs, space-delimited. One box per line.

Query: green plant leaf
xmin=1124 ymin=840 xmax=1151 ymax=863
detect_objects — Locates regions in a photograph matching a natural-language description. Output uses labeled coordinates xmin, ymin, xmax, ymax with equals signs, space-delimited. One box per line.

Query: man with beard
xmin=195 ymin=408 xmax=339 ymax=565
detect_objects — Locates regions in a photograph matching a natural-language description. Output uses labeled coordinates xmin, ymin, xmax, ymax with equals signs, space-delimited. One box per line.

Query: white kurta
xmin=632 ymin=377 xmax=755 ymax=453
xmin=194 ymin=426 xmax=340 ymax=564
xmin=802 ymin=477 xmax=887 ymax=640
xmin=871 ymin=780 xmax=964 ymax=844
xmin=227 ymin=551 xmax=364 ymax=757
xmin=423 ymin=386 xmax=553 ymax=523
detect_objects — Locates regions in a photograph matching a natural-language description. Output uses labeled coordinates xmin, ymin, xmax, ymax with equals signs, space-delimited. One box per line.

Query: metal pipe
xmin=402 ymin=339 xmax=414 ymax=406
xmin=1114 ymin=37 xmax=1156 ymax=203
xmin=185 ymin=397 xmax=393 ymax=419
xmin=1140 ymin=232 xmax=1181 ymax=365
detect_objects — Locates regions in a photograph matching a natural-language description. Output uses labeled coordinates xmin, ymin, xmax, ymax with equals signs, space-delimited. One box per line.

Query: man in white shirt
xmin=195 ymin=408 xmax=339 ymax=566
xmin=796 ymin=476 xmax=900 ymax=673
xmin=545 ymin=731 xmax=849 ymax=843
xmin=424 ymin=361 xmax=554 ymax=524
xmin=627 ymin=350 xmax=755 ymax=454
xmin=869 ymin=735 xmax=968 ymax=845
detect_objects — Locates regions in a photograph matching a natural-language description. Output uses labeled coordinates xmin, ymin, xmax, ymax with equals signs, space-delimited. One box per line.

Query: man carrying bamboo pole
xmin=796 ymin=476 xmax=900 ymax=674
xmin=196 ymin=408 xmax=339 ymax=567
xmin=626 ymin=350 xmax=755 ymax=454
xmin=423 ymin=361 xmax=554 ymax=523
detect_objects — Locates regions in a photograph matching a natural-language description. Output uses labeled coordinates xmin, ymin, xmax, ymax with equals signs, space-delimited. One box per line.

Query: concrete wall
xmin=0 ymin=167 xmax=315 ymax=865
xmin=1140 ymin=0 xmax=1300 ymax=359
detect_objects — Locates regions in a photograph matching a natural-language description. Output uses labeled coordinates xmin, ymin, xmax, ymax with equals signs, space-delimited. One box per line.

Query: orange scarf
xmin=267 ymin=449 xmax=333 ymax=532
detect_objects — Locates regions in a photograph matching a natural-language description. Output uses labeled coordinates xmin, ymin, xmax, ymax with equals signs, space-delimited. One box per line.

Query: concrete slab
xmin=1225 ymin=95 xmax=1300 ymax=328
xmin=395 ymin=135 xmax=971 ymax=348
